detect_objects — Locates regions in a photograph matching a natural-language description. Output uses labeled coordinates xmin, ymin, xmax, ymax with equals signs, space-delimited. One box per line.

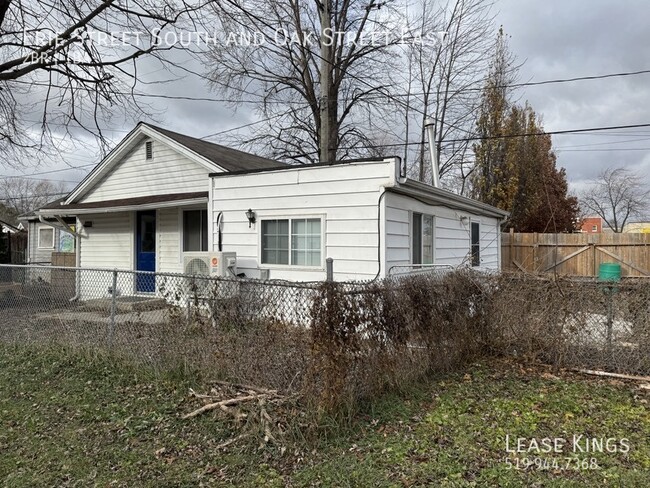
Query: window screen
xmin=291 ymin=218 xmax=321 ymax=266
xmin=261 ymin=219 xmax=289 ymax=265
xmin=38 ymin=227 xmax=54 ymax=249
xmin=412 ymin=212 xmax=422 ymax=265
xmin=471 ymin=221 xmax=480 ymax=267
xmin=261 ymin=218 xmax=321 ymax=266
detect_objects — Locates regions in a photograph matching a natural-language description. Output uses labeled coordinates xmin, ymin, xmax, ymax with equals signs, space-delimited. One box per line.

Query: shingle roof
xmin=41 ymin=192 xmax=207 ymax=211
xmin=143 ymin=123 xmax=285 ymax=172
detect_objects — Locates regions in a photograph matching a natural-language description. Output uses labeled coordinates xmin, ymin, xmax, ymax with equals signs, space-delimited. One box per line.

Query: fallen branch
xmin=182 ymin=393 xmax=271 ymax=419
xmin=573 ymin=368 xmax=650 ymax=382
xmin=215 ymin=433 xmax=250 ymax=450
xmin=211 ymin=380 xmax=278 ymax=396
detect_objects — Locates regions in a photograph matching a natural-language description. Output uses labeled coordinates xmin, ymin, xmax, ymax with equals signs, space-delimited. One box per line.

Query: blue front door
xmin=136 ymin=210 xmax=156 ymax=292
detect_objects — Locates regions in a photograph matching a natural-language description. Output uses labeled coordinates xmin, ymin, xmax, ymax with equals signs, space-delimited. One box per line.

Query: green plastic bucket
xmin=599 ymin=262 xmax=621 ymax=282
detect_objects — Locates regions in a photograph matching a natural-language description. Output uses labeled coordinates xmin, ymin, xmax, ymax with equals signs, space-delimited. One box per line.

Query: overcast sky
xmin=6 ymin=0 xmax=650 ymax=196
xmin=496 ymin=0 xmax=650 ymax=193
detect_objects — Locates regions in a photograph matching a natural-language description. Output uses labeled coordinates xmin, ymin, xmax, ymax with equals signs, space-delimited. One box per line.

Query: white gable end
xmin=79 ymin=137 xmax=219 ymax=203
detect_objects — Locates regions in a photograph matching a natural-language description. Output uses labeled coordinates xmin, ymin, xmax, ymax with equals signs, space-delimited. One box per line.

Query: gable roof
xmin=0 ymin=219 xmax=21 ymax=232
xmin=146 ymin=124 xmax=281 ymax=172
xmin=65 ymin=122 xmax=284 ymax=204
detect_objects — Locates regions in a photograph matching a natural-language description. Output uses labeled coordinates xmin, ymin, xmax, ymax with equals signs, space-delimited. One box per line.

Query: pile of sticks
xmin=182 ymin=380 xmax=294 ymax=449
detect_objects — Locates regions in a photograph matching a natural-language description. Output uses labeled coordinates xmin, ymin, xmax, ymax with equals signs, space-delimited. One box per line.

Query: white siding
xmin=27 ymin=221 xmax=62 ymax=264
xmin=385 ymin=192 xmax=501 ymax=272
xmin=79 ymin=141 xmax=212 ymax=203
xmin=78 ymin=213 xmax=134 ymax=298
xmin=211 ymin=160 xmax=396 ymax=281
xmin=157 ymin=207 xmax=182 ymax=273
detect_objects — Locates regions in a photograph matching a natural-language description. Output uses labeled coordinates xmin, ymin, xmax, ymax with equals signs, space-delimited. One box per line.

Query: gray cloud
xmin=496 ymin=0 xmax=650 ymax=192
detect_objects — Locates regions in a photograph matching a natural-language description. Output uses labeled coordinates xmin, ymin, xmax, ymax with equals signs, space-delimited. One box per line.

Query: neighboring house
xmin=580 ymin=216 xmax=603 ymax=234
xmin=32 ymin=122 xmax=507 ymax=296
xmin=0 ymin=219 xmax=22 ymax=234
xmin=623 ymin=221 xmax=650 ymax=234
xmin=0 ymin=219 xmax=27 ymax=265
xmin=20 ymin=202 xmax=76 ymax=265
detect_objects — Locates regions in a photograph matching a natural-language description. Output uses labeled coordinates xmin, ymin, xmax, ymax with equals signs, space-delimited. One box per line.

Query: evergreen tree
xmin=471 ymin=30 xmax=579 ymax=232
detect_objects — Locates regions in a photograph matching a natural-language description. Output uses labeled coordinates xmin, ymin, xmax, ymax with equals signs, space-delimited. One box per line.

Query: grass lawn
xmin=0 ymin=344 xmax=648 ymax=487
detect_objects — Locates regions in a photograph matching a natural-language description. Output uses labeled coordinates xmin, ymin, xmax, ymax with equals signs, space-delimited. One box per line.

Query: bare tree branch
xmin=581 ymin=167 xmax=650 ymax=233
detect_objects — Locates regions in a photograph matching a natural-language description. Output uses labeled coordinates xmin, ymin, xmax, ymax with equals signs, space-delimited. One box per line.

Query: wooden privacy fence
xmin=502 ymin=231 xmax=650 ymax=278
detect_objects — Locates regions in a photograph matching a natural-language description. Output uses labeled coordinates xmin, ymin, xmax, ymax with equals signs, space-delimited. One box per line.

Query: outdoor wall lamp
xmin=245 ymin=208 xmax=256 ymax=227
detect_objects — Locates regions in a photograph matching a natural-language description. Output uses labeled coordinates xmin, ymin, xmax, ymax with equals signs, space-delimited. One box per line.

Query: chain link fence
xmin=0 ymin=264 xmax=648 ymax=408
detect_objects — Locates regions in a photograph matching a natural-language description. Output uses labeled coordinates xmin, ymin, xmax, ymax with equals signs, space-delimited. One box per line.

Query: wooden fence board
xmin=501 ymin=232 xmax=650 ymax=277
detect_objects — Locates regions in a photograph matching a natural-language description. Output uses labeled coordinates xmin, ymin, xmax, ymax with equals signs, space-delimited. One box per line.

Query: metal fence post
xmin=326 ymin=257 xmax=333 ymax=282
xmin=108 ymin=269 xmax=117 ymax=345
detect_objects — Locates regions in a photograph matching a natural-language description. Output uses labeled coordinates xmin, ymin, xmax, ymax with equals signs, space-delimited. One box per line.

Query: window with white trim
xmin=183 ymin=209 xmax=208 ymax=252
xmin=38 ymin=227 xmax=54 ymax=249
xmin=412 ymin=213 xmax=434 ymax=265
xmin=261 ymin=218 xmax=321 ymax=266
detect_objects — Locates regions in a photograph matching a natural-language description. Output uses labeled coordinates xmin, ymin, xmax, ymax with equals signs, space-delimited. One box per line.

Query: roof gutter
xmin=38 ymin=196 xmax=208 ymax=217
xmin=389 ymin=179 xmax=509 ymax=219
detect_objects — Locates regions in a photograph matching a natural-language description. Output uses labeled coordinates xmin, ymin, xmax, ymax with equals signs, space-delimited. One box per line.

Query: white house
xmin=210 ymin=158 xmax=507 ymax=281
xmin=32 ymin=123 xmax=507 ymax=296
xmin=0 ymin=219 xmax=23 ymax=234
xmin=34 ymin=122 xmax=283 ymax=295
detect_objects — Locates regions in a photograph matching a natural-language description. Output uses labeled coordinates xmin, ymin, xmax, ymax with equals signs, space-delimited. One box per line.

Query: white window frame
xmin=411 ymin=212 xmax=435 ymax=265
xmin=37 ymin=226 xmax=55 ymax=249
xmin=258 ymin=215 xmax=325 ymax=269
xmin=181 ymin=207 xmax=209 ymax=254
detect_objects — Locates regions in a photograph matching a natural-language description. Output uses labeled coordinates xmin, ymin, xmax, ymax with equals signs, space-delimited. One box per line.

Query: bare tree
xmin=0 ymin=0 xmax=208 ymax=165
xmin=0 ymin=178 xmax=68 ymax=216
xmin=205 ymin=0 xmax=412 ymax=164
xmin=399 ymin=0 xmax=498 ymax=191
xmin=581 ymin=167 xmax=650 ymax=233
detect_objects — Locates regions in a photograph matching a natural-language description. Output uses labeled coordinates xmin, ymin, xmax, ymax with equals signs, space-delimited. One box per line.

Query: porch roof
xmin=37 ymin=191 xmax=208 ymax=216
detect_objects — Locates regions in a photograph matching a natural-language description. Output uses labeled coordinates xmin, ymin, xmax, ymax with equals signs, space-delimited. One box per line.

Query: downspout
xmin=38 ymin=215 xmax=83 ymax=238
xmin=70 ymin=223 xmax=82 ymax=302
xmin=424 ymin=118 xmax=440 ymax=188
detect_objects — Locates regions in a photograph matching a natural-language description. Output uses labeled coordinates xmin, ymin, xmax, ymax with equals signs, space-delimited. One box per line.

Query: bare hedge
xmin=1 ymin=265 xmax=648 ymax=412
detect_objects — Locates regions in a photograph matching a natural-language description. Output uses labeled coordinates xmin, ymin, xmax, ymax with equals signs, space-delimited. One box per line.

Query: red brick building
xmin=580 ymin=216 xmax=603 ymax=233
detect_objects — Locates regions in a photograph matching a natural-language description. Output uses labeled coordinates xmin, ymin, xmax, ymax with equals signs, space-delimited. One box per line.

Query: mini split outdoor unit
xmin=182 ymin=252 xmax=238 ymax=298
xmin=182 ymin=252 xmax=237 ymax=278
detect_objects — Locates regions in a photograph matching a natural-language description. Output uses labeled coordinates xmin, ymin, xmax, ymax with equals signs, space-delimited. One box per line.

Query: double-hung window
xmin=412 ymin=213 xmax=434 ymax=265
xmin=183 ymin=209 xmax=208 ymax=252
xmin=261 ymin=217 xmax=321 ymax=267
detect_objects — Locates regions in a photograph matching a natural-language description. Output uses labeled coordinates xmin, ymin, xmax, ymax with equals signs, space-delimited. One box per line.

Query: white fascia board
xmin=65 ymin=124 xmax=225 ymax=204
xmin=38 ymin=197 xmax=208 ymax=217
xmin=391 ymin=180 xmax=509 ymax=219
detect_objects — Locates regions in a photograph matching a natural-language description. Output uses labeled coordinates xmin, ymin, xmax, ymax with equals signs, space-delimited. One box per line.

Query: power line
xmin=0 ymin=192 xmax=68 ymax=202
xmin=335 ymin=122 xmax=650 ymax=150
xmin=0 ymin=164 xmax=95 ymax=181
xmin=556 ymin=147 xmax=650 ymax=152
xmin=445 ymin=122 xmax=650 ymax=144
xmin=200 ymin=114 xmax=286 ymax=139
